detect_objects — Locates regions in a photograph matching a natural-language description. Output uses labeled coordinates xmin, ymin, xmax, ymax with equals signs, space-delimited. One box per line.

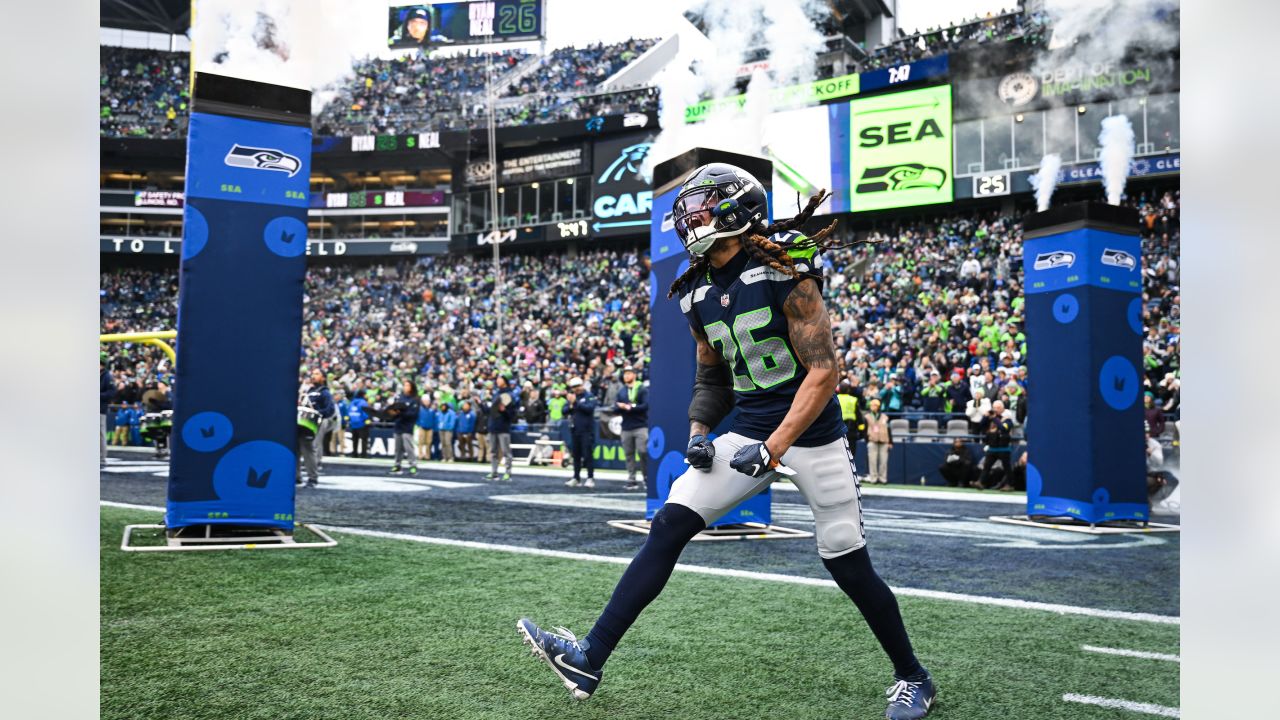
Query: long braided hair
xmin=667 ymin=189 xmax=871 ymax=298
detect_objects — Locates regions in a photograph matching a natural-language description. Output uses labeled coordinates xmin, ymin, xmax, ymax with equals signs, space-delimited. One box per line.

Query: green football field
xmin=101 ymin=505 xmax=1178 ymax=720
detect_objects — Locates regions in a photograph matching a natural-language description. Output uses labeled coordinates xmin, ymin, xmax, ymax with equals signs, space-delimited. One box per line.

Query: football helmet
xmin=672 ymin=163 xmax=767 ymax=257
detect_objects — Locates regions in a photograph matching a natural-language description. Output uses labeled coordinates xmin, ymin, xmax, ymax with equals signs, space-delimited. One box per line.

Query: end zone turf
xmin=101 ymin=506 xmax=1178 ymax=720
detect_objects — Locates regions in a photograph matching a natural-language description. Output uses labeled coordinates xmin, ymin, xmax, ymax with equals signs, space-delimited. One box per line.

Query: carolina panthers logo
xmin=224 ymin=144 xmax=302 ymax=177
xmin=855 ymin=164 xmax=947 ymax=194
xmin=1101 ymin=248 xmax=1137 ymax=270
xmin=598 ymin=143 xmax=652 ymax=184
xmin=1033 ymin=251 xmax=1076 ymax=270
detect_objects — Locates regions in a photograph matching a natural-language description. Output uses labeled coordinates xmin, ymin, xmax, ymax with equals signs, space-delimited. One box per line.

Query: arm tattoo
xmin=782 ymin=278 xmax=837 ymax=371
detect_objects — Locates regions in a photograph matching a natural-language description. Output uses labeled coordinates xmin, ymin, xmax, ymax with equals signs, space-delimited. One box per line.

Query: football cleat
xmin=884 ymin=672 xmax=937 ymax=720
xmin=389 ymin=466 xmax=403 ymax=476
xmin=565 ymin=478 xmax=580 ymax=488
xmin=501 ymin=473 xmax=512 ymax=482
xmin=517 ymin=618 xmax=602 ymax=700
xmin=583 ymin=477 xmax=595 ymax=488
xmin=407 ymin=467 xmax=418 ymax=475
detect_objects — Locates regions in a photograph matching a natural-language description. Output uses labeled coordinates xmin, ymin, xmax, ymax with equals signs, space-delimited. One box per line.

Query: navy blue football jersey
xmin=680 ymin=232 xmax=845 ymax=447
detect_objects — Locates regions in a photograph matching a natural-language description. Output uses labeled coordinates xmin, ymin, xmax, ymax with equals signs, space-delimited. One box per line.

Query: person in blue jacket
xmin=565 ymin=376 xmax=598 ymax=488
xmin=390 ymin=380 xmax=421 ymax=475
xmin=456 ymin=400 xmax=478 ymax=462
xmin=128 ymin=402 xmax=142 ymax=446
xmin=299 ymin=369 xmax=337 ymax=487
xmin=112 ymin=403 xmax=131 ymax=447
xmin=437 ymin=401 xmax=458 ymax=462
xmin=348 ymin=390 xmax=371 ymax=458
xmin=416 ymin=394 xmax=438 ymax=462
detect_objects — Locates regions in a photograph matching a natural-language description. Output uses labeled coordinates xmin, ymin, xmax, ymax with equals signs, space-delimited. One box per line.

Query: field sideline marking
xmin=1063 ymin=693 xmax=1180 ymax=717
xmin=1081 ymin=645 xmax=1180 ymax=663
xmin=100 ymin=500 xmax=1179 ymax=626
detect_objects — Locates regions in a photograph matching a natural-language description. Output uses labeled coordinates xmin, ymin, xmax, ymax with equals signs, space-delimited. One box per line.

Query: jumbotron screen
xmin=388 ymin=0 xmax=544 ymax=48
xmin=761 ymin=84 xmax=953 ymax=214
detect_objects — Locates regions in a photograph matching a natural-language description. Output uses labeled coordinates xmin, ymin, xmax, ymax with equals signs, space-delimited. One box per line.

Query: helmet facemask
xmin=673 ymin=181 xmax=757 ymax=257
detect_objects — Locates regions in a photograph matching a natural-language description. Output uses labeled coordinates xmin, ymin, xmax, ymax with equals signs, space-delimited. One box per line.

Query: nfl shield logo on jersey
xmin=720 ymin=293 xmax=730 ymax=307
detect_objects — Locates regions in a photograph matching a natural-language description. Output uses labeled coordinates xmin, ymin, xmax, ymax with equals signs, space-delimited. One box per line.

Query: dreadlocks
xmin=668 ymin=189 xmax=870 ymax=298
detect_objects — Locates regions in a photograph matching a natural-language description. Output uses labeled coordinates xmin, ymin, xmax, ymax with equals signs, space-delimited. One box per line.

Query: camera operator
xmin=973 ymin=400 xmax=1014 ymax=490
xmin=938 ymin=438 xmax=977 ymax=488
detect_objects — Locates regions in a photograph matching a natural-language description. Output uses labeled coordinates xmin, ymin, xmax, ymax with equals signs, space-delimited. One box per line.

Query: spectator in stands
xmin=938 ymin=439 xmax=977 ymax=488
xmin=864 ymin=398 xmax=893 ymax=484
xmin=974 ymin=400 xmax=1014 ymax=489
xmin=1144 ymin=392 xmax=1166 ymax=438
xmin=919 ymin=371 xmax=946 ymax=414
xmin=614 ymin=366 xmax=648 ymax=492
xmin=965 ymin=388 xmax=991 ymax=434
xmin=389 ymin=379 xmax=421 ymax=475
xmin=565 ymin=376 xmax=598 ymax=489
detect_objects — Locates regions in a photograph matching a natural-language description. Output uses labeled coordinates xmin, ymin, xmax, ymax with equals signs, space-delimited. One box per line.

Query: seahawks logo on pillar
xmin=1101 ymin=248 xmax=1137 ymax=270
xmin=855 ymin=164 xmax=947 ymax=194
xmin=224 ymin=144 xmax=302 ymax=177
xmin=1033 ymin=250 xmax=1076 ymax=270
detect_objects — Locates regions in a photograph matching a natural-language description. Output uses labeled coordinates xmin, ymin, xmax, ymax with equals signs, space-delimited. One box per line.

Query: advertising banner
xmin=591 ymin=133 xmax=654 ymax=237
xmin=844 ymin=84 xmax=953 ymax=212
xmin=166 ymin=74 xmax=312 ymax=532
xmin=102 ymin=237 xmax=448 ymax=257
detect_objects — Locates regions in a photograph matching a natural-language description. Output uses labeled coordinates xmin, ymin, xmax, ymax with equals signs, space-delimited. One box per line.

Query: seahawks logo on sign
xmin=855 ymin=164 xmax=947 ymax=194
xmin=1033 ymin=251 xmax=1076 ymax=270
xmin=1101 ymin=248 xmax=1137 ymax=270
xmin=224 ymin=144 xmax=301 ymax=177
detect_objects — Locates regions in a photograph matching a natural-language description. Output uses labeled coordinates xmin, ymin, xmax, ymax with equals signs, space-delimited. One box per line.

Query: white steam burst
xmin=191 ymin=0 xmax=389 ymax=111
xmin=644 ymin=0 xmax=824 ymax=182
xmin=1098 ymin=115 xmax=1135 ymax=205
xmin=1029 ymin=154 xmax=1063 ymax=212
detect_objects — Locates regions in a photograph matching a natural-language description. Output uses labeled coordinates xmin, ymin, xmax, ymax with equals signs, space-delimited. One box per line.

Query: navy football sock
xmin=822 ymin=546 xmax=924 ymax=680
xmin=584 ymin=503 xmax=705 ymax=670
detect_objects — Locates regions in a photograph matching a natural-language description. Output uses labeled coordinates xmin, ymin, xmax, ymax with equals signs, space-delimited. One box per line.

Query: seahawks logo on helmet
xmin=224 ymin=144 xmax=302 ymax=177
xmin=855 ymin=163 xmax=947 ymax=194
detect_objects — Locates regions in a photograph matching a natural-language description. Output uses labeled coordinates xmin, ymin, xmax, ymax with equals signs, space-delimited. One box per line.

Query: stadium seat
xmin=916 ymin=419 xmax=939 ymax=440
xmin=889 ymin=418 xmax=910 ymax=440
xmin=946 ymin=419 xmax=970 ymax=436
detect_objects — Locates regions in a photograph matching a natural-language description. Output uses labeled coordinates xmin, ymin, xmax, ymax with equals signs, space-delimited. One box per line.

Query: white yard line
xmin=100 ymin=500 xmax=1178 ymax=625
xmin=1063 ymin=694 xmax=1180 ymax=717
xmin=1081 ymin=645 xmax=1180 ymax=663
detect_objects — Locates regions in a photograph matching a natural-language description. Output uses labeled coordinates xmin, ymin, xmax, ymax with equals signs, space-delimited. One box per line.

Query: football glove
xmin=685 ymin=434 xmax=715 ymax=471
xmin=730 ymin=441 xmax=780 ymax=478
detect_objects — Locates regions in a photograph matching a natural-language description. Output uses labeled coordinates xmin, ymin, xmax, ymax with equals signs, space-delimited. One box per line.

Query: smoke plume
xmin=1098 ymin=115 xmax=1135 ymax=205
xmin=191 ymin=0 xmax=388 ymax=111
xmin=644 ymin=0 xmax=824 ymax=182
xmin=1028 ymin=153 xmax=1062 ymax=212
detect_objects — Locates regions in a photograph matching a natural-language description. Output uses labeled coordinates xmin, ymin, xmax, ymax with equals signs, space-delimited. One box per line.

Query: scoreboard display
xmin=388 ymin=1 xmax=543 ymax=49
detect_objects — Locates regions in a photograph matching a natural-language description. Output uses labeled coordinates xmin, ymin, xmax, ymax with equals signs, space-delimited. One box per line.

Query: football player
xmin=518 ymin=163 xmax=936 ymax=719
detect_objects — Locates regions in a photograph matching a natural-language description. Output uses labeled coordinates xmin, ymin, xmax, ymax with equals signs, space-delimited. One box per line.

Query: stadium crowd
xmin=101 ymin=5 xmax=1086 ymax=140
xmin=99 ymin=46 xmax=190 ymax=139
xmin=100 ymin=189 xmax=1180 ymax=459
xmin=101 ymin=39 xmax=657 ymax=139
